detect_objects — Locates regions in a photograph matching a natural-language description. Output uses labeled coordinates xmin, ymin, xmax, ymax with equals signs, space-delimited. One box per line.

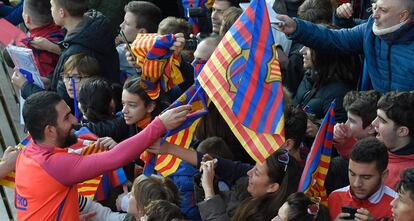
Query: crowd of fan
xmin=0 ymin=0 xmax=414 ymax=220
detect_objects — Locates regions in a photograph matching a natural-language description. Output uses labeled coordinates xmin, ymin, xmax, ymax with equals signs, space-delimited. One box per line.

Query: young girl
xmin=272 ymin=192 xmax=329 ymax=221
xmin=125 ymin=175 xmax=181 ymax=221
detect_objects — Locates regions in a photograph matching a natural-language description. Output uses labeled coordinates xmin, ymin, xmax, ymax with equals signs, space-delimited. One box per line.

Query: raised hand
xmin=276 ymin=15 xmax=297 ymax=35
xmin=159 ymin=105 xmax=192 ymax=130
xmin=336 ymin=3 xmax=354 ymax=19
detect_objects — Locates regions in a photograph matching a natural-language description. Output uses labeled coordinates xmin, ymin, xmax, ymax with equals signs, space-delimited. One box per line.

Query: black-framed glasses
xmin=278 ymin=149 xmax=290 ymax=172
xmin=63 ymin=75 xmax=82 ymax=83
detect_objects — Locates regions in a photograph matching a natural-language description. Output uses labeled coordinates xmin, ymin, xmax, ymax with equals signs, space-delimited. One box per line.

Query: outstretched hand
xmin=147 ymin=138 xmax=170 ymax=155
xmin=95 ymin=137 xmax=118 ymax=150
xmin=276 ymin=15 xmax=297 ymax=35
xmin=159 ymin=105 xmax=192 ymax=130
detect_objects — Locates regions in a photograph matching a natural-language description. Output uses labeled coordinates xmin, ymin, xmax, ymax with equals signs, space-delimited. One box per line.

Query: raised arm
xmin=47 ymin=105 xmax=191 ymax=186
xmin=277 ymin=14 xmax=366 ymax=55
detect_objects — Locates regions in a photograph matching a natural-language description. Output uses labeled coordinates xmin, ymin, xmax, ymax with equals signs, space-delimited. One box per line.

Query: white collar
xmin=372 ymin=20 xmax=408 ymax=36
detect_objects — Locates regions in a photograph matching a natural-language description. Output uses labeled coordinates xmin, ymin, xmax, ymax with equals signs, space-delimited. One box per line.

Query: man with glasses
xmin=276 ymin=0 xmax=414 ymax=93
xmin=328 ymin=137 xmax=396 ymax=221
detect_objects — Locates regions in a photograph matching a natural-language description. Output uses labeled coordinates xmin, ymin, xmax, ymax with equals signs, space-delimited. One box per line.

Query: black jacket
xmin=78 ymin=116 xmax=132 ymax=143
xmin=51 ymin=10 xmax=120 ymax=91
xmin=21 ymin=10 xmax=120 ymax=99
xmin=294 ymin=70 xmax=352 ymax=123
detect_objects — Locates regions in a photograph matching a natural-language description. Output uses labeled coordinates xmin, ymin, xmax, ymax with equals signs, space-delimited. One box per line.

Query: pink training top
xmin=15 ymin=117 xmax=165 ymax=221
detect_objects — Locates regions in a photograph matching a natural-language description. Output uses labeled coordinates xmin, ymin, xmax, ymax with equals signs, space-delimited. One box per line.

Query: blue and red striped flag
xmin=231 ymin=0 xmax=284 ymax=134
xmin=298 ymin=101 xmax=335 ymax=205
xmin=197 ymin=0 xmax=285 ymax=163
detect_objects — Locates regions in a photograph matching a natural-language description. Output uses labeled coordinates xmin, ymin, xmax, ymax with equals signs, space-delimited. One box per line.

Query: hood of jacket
xmin=63 ymin=9 xmax=116 ymax=55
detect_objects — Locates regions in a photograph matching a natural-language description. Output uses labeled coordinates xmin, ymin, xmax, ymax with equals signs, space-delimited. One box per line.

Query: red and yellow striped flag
xmin=131 ymin=33 xmax=184 ymax=99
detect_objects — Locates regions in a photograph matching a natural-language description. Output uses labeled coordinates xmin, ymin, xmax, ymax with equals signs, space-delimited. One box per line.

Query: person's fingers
xmin=4 ymin=146 xmax=17 ymax=154
xmin=82 ymin=211 xmax=97 ymax=220
xmin=344 ymin=4 xmax=353 ymax=18
xmin=174 ymin=32 xmax=184 ymax=38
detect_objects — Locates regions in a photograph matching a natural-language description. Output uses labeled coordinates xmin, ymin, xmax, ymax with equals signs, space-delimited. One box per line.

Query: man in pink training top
xmin=14 ymin=91 xmax=190 ymax=221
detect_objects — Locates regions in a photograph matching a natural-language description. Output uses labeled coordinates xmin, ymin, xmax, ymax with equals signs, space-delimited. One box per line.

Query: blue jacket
xmin=290 ymin=16 xmax=414 ymax=93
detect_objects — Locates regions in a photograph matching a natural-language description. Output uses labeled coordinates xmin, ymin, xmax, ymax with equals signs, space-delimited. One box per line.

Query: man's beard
xmin=58 ymin=127 xmax=78 ymax=147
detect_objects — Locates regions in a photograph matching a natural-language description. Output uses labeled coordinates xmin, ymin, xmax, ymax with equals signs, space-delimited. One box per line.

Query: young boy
xmin=333 ymin=90 xmax=381 ymax=158
xmin=372 ymin=91 xmax=414 ymax=189
xmin=10 ymin=0 xmax=64 ymax=98
xmin=117 ymin=1 xmax=162 ymax=80
xmin=50 ymin=0 xmax=120 ymax=93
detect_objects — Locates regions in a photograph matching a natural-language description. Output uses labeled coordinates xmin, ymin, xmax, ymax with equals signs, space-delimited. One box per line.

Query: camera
xmin=184 ymin=38 xmax=199 ymax=50
xmin=341 ymin=206 xmax=357 ymax=220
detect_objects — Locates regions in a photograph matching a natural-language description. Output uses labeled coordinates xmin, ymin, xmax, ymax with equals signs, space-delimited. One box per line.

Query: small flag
xmin=298 ymin=101 xmax=335 ymax=205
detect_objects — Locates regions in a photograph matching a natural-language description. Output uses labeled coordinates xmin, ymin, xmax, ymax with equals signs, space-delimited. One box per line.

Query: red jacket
xmin=328 ymin=185 xmax=396 ymax=220
xmin=22 ymin=23 xmax=64 ymax=77
xmin=386 ymin=151 xmax=414 ymax=190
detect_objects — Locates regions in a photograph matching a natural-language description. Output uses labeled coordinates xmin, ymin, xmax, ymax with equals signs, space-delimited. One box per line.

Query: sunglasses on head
xmin=278 ymin=149 xmax=290 ymax=172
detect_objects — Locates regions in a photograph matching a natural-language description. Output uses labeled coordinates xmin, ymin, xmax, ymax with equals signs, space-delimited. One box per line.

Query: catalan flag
xmin=197 ymin=0 xmax=285 ymax=163
xmin=149 ymin=55 xmax=209 ymax=177
xmin=298 ymin=101 xmax=335 ymax=206
xmin=155 ymin=85 xmax=208 ymax=176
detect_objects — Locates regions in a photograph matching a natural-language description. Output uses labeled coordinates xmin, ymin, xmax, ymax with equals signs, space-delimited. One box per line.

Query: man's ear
xmin=58 ymin=7 xmax=66 ymax=19
xmin=137 ymin=28 xmax=148 ymax=34
xmin=44 ymin=124 xmax=57 ymax=141
xmin=397 ymin=125 xmax=410 ymax=137
xmin=400 ymin=10 xmax=410 ymax=23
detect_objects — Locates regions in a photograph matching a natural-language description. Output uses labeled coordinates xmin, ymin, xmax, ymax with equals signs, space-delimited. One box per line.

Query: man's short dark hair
xmin=297 ymin=0 xmax=332 ymax=24
xmin=344 ymin=90 xmax=381 ymax=128
xmin=377 ymin=91 xmax=414 ymax=138
xmin=54 ymin=0 xmax=88 ymax=17
xmin=197 ymin=136 xmax=234 ymax=160
xmin=24 ymin=0 xmax=54 ymax=26
xmin=397 ymin=167 xmax=414 ymax=201
xmin=124 ymin=1 xmax=162 ymax=33
xmin=350 ymin=137 xmax=388 ymax=173
xmin=23 ymin=92 xmax=62 ymax=142
xmin=216 ymin=0 xmax=241 ymax=7
xmin=285 ymin=105 xmax=307 ymax=149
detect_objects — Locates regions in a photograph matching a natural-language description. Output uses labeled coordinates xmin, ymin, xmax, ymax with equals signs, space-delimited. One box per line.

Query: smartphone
xmin=341 ymin=206 xmax=357 ymax=220
xmin=119 ymin=30 xmax=137 ymax=62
